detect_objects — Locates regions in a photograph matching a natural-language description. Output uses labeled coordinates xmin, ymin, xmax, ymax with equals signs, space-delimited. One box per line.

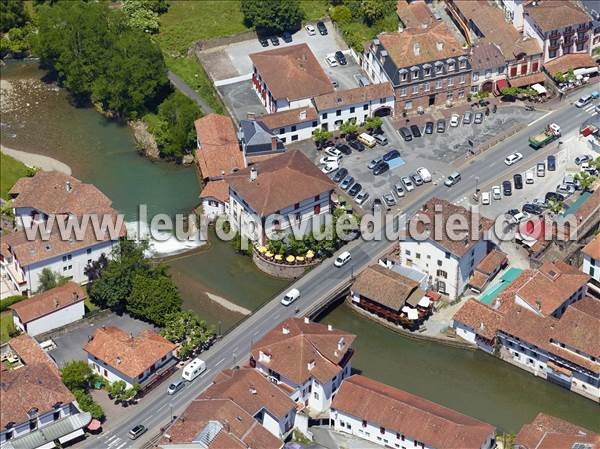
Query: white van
xmin=358 ymin=133 xmax=376 ymax=148
xmin=281 ymin=288 xmax=300 ymax=306
xmin=334 ymin=251 xmax=351 ymax=267
xmin=575 ymin=95 xmax=592 ymax=108
xmin=182 ymin=358 xmax=206 ymax=381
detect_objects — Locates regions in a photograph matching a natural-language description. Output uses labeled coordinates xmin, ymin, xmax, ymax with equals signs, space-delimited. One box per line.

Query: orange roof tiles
xmin=200 ymin=179 xmax=229 ymax=204
xmin=583 ymin=235 xmax=600 ymax=260
xmin=544 ymin=53 xmax=597 ymax=75
xmin=524 ymin=1 xmax=592 ymax=33
xmin=352 ymin=265 xmax=423 ymax=310
xmin=453 ymin=298 xmax=504 ymax=340
xmin=10 ymin=282 xmax=85 ymax=324
xmin=258 ymin=107 xmax=318 ymax=130
xmin=313 ymin=83 xmax=394 ymax=111
xmin=515 ymin=413 xmax=600 ymax=449
xmin=396 ymin=0 xmax=435 ymax=28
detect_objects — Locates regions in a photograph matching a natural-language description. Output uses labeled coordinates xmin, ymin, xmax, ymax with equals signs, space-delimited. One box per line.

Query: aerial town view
xmin=1 ymin=0 xmax=600 ymax=449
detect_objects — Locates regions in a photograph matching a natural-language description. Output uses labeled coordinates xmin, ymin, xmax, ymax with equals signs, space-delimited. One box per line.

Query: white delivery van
xmin=358 ymin=133 xmax=376 ymax=148
xmin=182 ymin=358 xmax=206 ymax=381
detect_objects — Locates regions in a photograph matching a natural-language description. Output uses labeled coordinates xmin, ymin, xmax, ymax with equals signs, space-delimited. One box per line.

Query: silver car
xmin=383 ymin=192 xmax=396 ymax=207
xmin=368 ymin=157 xmax=383 ymax=169
xmin=355 ymin=191 xmax=369 ymax=205
xmin=394 ymin=183 xmax=406 ymax=198
xmin=401 ymin=176 xmax=415 ymax=192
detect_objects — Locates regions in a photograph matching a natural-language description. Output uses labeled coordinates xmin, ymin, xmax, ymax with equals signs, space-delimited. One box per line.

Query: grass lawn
xmin=0 ymin=311 xmax=15 ymax=344
xmin=84 ymin=297 xmax=101 ymax=315
xmin=0 ymin=152 xmax=29 ymax=201
xmin=300 ymin=0 xmax=330 ymax=22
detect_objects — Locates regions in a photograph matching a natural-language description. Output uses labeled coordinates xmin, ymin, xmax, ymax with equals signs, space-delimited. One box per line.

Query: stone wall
xmin=252 ymin=251 xmax=318 ymax=279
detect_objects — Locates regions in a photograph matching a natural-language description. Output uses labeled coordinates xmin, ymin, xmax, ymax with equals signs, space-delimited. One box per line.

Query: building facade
xmin=582 ymin=236 xmax=600 ymax=298
xmin=469 ymin=43 xmax=507 ymax=94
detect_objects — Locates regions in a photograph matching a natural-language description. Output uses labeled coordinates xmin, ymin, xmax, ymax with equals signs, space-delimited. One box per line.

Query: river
xmin=1 ymin=60 xmax=597 ymax=433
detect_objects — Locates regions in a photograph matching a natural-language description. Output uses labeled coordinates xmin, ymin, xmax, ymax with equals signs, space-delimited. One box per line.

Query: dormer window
xmin=399 ymin=68 xmax=408 ymax=82
xmin=448 ymin=62 xmax=455 ymax=71
xmin=435 ymin=61 xmax=444 ymax=73
xmin=423 ymin=65 xmax=431 ymax=77
xmin=459 ymin=59 xmax=467 ymax=69
xmin=411 ymin=67 xmax=420 ymax=80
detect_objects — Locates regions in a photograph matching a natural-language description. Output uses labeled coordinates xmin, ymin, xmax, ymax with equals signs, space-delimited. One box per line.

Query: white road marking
xmin=108 ymin=437 xmax=122 ymax=447
xmin=156 ymin=404 xmax=167 ymax=412
xmin=216 ymin=358 xmax=225 ymax=366
xmin=253 ymin=330 xmax=260 ymax=336
xmin=527 ymin=110 xmax=553 ymax=127
xmin=114 ymin=442 xmax=127 ymax=449
xmin=106 ymin=436 xmax=117 ymax=442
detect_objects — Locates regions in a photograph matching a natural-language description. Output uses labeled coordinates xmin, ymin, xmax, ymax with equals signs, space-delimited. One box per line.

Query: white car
xmin=321 ymin=163 xmax=338 ymax=174
xmin=334 ymin=251 xmax=351 ymax=267
xmin=355 ymin=191 xmax=369 ymax=205
xmin=416 ymin=167 xmax=432 ymax=183
xmin=281 ymin=288 xmax=300 ymax=306
xmin=481 ymin=191 xmax=491 ymax=205
xmin=319 ymin=155 xmax=342 ymax=165
xmin=325 ymin=146 xmax=343 ymax=158
xmin=525 ymin=170 xmax=534 ymax=184
xmin=305 ymin=24 xmax=316 ymax=36
xmin=492 ymin=185 xmax=502 ymax=200
xmin=326 ymin=55 xmax=338 ymax=67
xmin=504 ymin=152 xmax=524 ymax=166
xmin=449 ymin=114 xmax=460 ymax=127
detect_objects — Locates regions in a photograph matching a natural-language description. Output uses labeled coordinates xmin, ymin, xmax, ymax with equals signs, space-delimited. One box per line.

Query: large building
xmin=330 ymin=375 xmax=496 ymax=449
xmin=1 ymin=171 xmax=121 ymax=296
xmin=0 ymin=335 xmax=91 ymax=448
xmin=250 ymin=43 xmax=333 ymax=114
xmin=397 ymin=198 xmax=494 ymax=300
xmin=225 ymin=150 xmax=335 ymax=245
xmin=514 ymin=413 xmax=600 ymax=449
xmin=250 ymin=317 xmax=355 ymax=414
xmin=583 ymin=235 xmax=600 ymax=298
xmin=362 ymin=21 xmax=472 ymax=111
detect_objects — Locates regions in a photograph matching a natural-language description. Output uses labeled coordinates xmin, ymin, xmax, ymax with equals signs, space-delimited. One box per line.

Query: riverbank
xmin=1 ymin=144 xmax=72 ymax=174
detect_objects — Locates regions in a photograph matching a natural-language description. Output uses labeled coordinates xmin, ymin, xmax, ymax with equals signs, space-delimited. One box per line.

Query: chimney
xmin=304 ymin=317 xmax=310 ymax=324
xmin=282 ymin=326 xmax=290 ymax=335
xmin=337 ymin=337 xmax=345 ymax=351
xmin=72 ymin=291 xmax=78 ymax=302
xmin=54 ymin=298 xmax=59 ymax=308
xmin=413 ymin=42 xmax=420 ymax=56
xmin=249 ymin=385 xmax=257 ymax=395
xmin=116 ymin=356 xmax=122 ymax=365
xmin=271 ymin=136 xmax=278 ymax=151
xmin=436 ymin=41 xmax=444 ymax=51
xmin=250 ymin=167 xmax=258 ymax=182
xmin=299 ymin=110 xmax=307 ymax=121
xmin=327 ymin=324 xmax=333 ymax=331
xmin=307 ymin=359 xmax=315 ymax=371
xmin=65 ymin=181 xmax=72 ymax=192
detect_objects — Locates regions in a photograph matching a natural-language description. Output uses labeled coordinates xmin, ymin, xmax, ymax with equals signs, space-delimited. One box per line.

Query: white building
xmin=499 ymin=0 xmax=525 ymax=31
xmin=582 ymin=236 xmax=600 ymax=299
xmin=84 ymin=326 xmax=176 ymax=388
xmin=225 ymin=150 xmax=334 ymax=246
xmin=10 ymin=282 xmax=85 ymax=337
xmin=0 ymin=335 xmax=91 ymax=448
xmin=249 ymin=43 xmax=333 ymax=114
xmin=398 ymin=198 xmax=494 ymax=300
xmin=330 ymin=375 xmax=496 ymax=449
xmin=251 ymin=317 xmax=355 ymax=415
xmin=258 ymin=107 xmax=319 ymax=144
xmin=199 ymin=179 xmax=229 ymax=221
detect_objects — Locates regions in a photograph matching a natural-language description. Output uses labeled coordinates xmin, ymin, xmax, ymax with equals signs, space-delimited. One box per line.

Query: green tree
xmin=360 ymin=0 xmax=395 ymax=25
xmin=575 ymin=171 xmax=596 ymax=192
xmin=340 ymin=119 xmax=359 ymax=137
xmin=364 ymin=116 xmax=383 ymax=132
xmin=73 ymin=389 xmax=105 ymax=420
xmin=127 ymin=273 xmax=181 ymax=326
xmin=161 ymin=310 xmax=216 ymax=359
xmin=330 ymin=5 xmax=352 ymax=25
xmin=36 ymin=268 xmax=68 ymax=293
xmin=61 ymin=360 xmax=94 ymax=392
xmin=312 ymin=128 xmax=333 ymax=148
xmin=241 ymin=0 xmax=304 ymax=33
xmin=122 ymin=0 xmax=168 ymax=33
xmin=546 ymin=197 xmax=563 ymax=215
xmin=0 ymin=0 xmax=28 ymax=33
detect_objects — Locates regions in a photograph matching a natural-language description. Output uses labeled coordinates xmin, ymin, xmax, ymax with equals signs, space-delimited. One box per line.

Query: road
xmin=167 ymin=70 xmax=214 ymax=114
xmin=88 ymin=86 xmax=599 ymax=449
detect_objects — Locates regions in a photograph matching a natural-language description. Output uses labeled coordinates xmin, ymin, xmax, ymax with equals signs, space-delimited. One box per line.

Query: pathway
xmin=206 ymin=292 xmax=251 ymax=315
xmin=1 ymin=144 xmax=72 ymax=175
xmin=167 ymin=70 xmax=213 ymax=114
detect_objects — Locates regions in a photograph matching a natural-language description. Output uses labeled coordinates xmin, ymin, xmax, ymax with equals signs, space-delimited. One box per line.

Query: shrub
xmin=0 ymin=295 xmax=26 ymax=313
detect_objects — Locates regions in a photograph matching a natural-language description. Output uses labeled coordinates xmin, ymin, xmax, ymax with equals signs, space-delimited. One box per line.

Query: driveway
xmin=43 ymin=312 xmax=158 ymax=368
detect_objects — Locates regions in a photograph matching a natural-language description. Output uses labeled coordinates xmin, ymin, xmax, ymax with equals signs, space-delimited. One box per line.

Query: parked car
xmin=479 ymin=99 xmax=490 ymax=107
xmin=325 ymin=146 xmax=343 ymax=157
xmin=348 ymin=139 xmax=365 ymax=152
xmin=373 ymin=162 xmax=389 ymax=175
xmin=575 ymin=154 xmax=593 ymax=165
xmin=368 ymin=157 xmax=382 ymax=169
xmin=513 ymin=173 xmax=523 ymax=189
xmin=474 ymin=112 xmax=484 ymax=124
xmin=492 ymin=185 xmax=502 ymax=200
xmin=532 ymin=198 xmax=547 ymax=208
xmin=410 ymin=124 xmax=422 ymax=138
xmin=129 ymin=425 xmax=147 ymax=440
xmin=416 ymin=167 xmax=432 ymax=182
xmin=507 ymin=209 xmax=519 ymax=217
xmin=508 ymin=211 xmax=530 ymax=225
xmin=401 ymin=176 xmax=415 ymax=191
xmin=355 ymin=191 xmax=369 ymax=205
xmin=259 ymin=37 xmax=269 ymax=47
xmin=282 ymin=31 xmax=292 ymax=43
xmin=335 ymin=51 xmax=347 ymax=65
xmin=523 ymin=203 xmax=544 ymax=215
xmin=481 ymin=191 xmax=491 ymax=205
xmin=399 ymin=127 xmax=412 ymax=141
xmin=382 ymin=192 xmax=396 ymax=208
xmin=348 ymin=182 xmax=362 ymax=197
xmin=372 ymin=197 xmax=383 ymax=213
xmin=436 ymin=119 xmax=446 ymax=133
xmin=383 ymin=149 xmax=400 ymax=162
xmin=373 ymin=134 xmax=388 ymax=145
xmin=333 ymin=167 xmax=348 ymax=183
xmin=326 ymin=55 xmax=338 ymax=67
xmin=411 ymin=172 xmax=424 ymax=186
xmin=317 ymin=21 xmax=328 ymax=35
xmin=425 ymin=121 xmax=434 ymax=134
xmin=281 ymin=288 xmax=300 ymax=306
xmin=537 ymin=162 xmax=545 ymax=177
xmin=502 ymin=180 xmax=512 ymax=196
xmin=575 ymin=94 xmax=592 ymax=108
xmin=462 ymin=111 xmax=472 ymax=125
xmin=270 ymin=36 xmax=280 ymax=46
xmin=334 ymin=251 xmax=352 ymax=267
xmin=450 ymin=114 xmax=460 ymax=127
xmin=321 ymin=163 xmax=338 ymax=174
xmin=394 ymin=183 xmax=406 ymax=198
xmin=556 ymin=184 xmax=576 ymax=196
xmin=305 ymin=24 xmax=316 ymax=35
xmin=340 ymin=175 xmax=354 ymax=190
xmin=526 ymin=170 xmax=534 ymax=184
xmin=444 ymin=172 xmax=461 ymax=187
xmin=336 ymin=144 xmax=352 ymax=155
xmin=547 ymin=154 xmax=556 ymax=171
xmin=504 ymin=152 xmax=523 ymax=166
xmin=167 ymin=380 xmax=185 ymax=395
xmin=320 ymin=155 xmax=342 ymax=165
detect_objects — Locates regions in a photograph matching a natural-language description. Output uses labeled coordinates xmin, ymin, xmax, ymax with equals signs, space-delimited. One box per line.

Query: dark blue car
xmin=382 ymin=149 xmax=400 ymax=162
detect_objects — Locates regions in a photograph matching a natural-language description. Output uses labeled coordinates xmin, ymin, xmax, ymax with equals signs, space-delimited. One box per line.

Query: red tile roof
xmin=453 ymin=298 xmax=504 ymax=340
xmin=396 ymin=0 xmax=435 ymax=28
xmin=509 ymin=72 xmax=546 ymax=87
xmin=583 ymin=235 xmax=600 ymax=260
xmin=226 ymin=150 xmax=334 ymax=216
xmin=200 ymin=179 xmax=229 ymax=204
xmin=10 ymin=282 xmax=85 ymax=324
xmin=250 ymin=43 xmax=333 ymax=101
xmin=515 ymin=413 xmax=600 ymax=449
xmin=258 ymin=107 xmax=318 ymax=130
xmin=195 ymin=114 xmax=246 ymax=180
xmin=544 ymin=53 xmax=597 ymax=75
xmin=352 ymin=265 xmax=423 ymax=310
xmin=332 ymin=375 xmax=495 ymax=449
xmin=251 ymin=317 xmax=355 ymax=385
xmin=83 ymin=326 xmax=176 ymax=379
xmin=474 ymin=249 xmax=507 ymax=275
xmin=524 ymin=0 xmax=592 ymax=33
xmin=313 ymin=83 xmax=394 ymax=111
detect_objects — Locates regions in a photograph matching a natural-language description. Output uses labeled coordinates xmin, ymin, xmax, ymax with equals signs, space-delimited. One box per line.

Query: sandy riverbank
xmin=1 ymin=145 xmax=72 ymax=175
xmin=206 ymin=292 xmax=251 ymax=315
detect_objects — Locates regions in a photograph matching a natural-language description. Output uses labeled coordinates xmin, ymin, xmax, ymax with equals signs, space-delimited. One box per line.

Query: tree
xmin=364 ymin=116 xmax=383 ymax=132
xmin=340 ymin=119 xmax=359 ymax=137
xmin=73 ymin=389 xmax=105 ymax=420
xmin=61 ymin=361 xmax=94 ymax=392
xmin=575 ymin=171 xmax=596 ymax=192
xmin=161 ymin=310 xmax=216 ymax=359
xmin=0 ymin=0 xmax=28 ymax=33
xmin=122 ymin=0 xmax=167 ymax=33
xmin=84 ymin=254 xmax=109 ymax=283
xmin=360 ymin=0 xmax=395 ymax=25
xmin=546 ymin=197 xmax=563 ymax=215
xmin=330 ymin=5 xmax=352 ymax=25
xmin=312 ymin=128 xmax=332 ymax=148
xmin=36 ymin=268 xmax=68 ymax=293
xmin=127 ymin=273 xmax=181 ymax=326
xmin=241 ymin=0 xmax=304 ymax=34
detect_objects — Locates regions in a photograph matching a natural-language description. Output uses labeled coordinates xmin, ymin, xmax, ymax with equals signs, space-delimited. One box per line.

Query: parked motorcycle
xmin=525 ymin=104 xmax=535 ymax=111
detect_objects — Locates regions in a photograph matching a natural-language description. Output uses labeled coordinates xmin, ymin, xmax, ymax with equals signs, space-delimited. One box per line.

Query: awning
xmin=58 ymin=429 xmax=84 ymax=444
xmin=418 ymin=297 xmax=431 ymax=308
xmin=401 ymin=306 xmax=419 ymax=320
xmin=87 ymin=419 xmax=101 ymax=431
xmin=544 ymin=53 xmax=597 ymax=75
xmin=531 ymin=83 xmax=547 ymax=94
xmin=3 ymin=413 xmax=91 ymax=449
xmin=509 ymin=72 xmax=546 ymax=88
xmin=495 ymin=79 xmax=508 ymax=91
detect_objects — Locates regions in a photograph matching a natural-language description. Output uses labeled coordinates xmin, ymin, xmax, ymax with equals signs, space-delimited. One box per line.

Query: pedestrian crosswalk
xmin=101 ymin=433 xmax=129 ymax=449
xmin=582 ymin=103 xmax=599 ymax=116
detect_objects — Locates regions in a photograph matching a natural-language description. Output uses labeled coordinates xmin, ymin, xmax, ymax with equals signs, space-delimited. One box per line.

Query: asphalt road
xmin=88 ymin=85 xmax=599 ymax=449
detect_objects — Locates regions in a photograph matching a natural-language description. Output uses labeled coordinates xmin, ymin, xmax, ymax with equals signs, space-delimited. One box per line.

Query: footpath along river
xmin=1 ymin=60 xmax=597 ymax=434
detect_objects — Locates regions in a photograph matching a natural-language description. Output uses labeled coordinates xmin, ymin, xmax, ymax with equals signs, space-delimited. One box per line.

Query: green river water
xmin=1 ymin=60 xmax=597 ymax=433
